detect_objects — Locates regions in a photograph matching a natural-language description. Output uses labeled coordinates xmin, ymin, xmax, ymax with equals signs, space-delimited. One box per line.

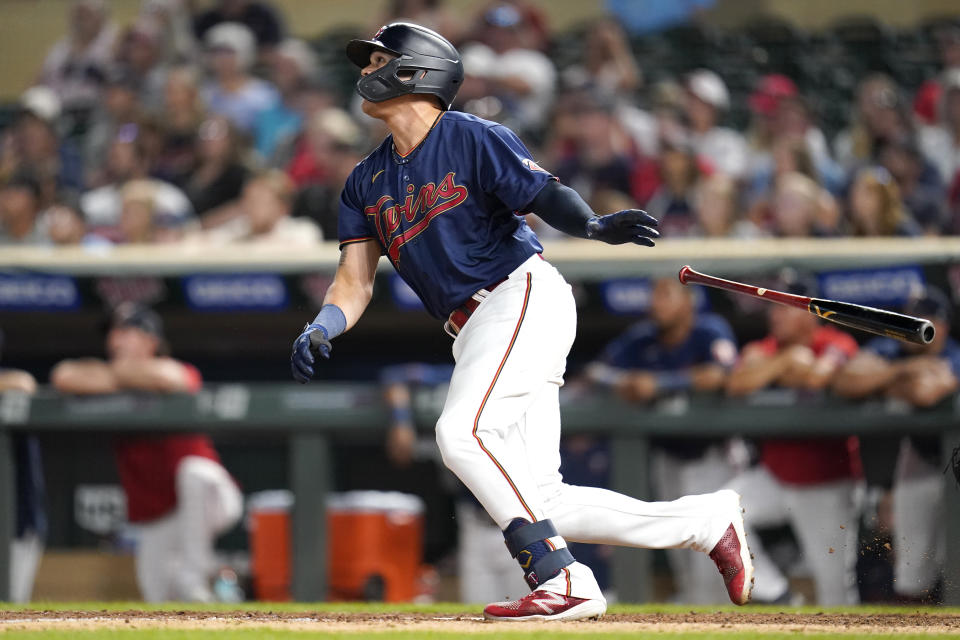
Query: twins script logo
xmin=364 ymin=171 xmax=468 ymax=262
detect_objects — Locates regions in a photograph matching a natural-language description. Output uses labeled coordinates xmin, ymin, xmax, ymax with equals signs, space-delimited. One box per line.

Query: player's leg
xmin=436 ymin=257 xmax=604 ymax=617
xmin=134 ymin=514 xmax=180 ymax=602
xmin=9 ymin=531 xmax=43 ymax=603
xmin=652 ymin=447 xmax=737 ymax=604
xmin=173 ymin=456 xmax=243 ymax=601
xmin=455 ymin=500 xmax=528 ymax=603
xmin=784 ymin=479 xmax=859 ymax=605
xmin=724 ymin=465 xmax=792 ymax=602
xmin=892 ymin=438 xmax=944 ymax=598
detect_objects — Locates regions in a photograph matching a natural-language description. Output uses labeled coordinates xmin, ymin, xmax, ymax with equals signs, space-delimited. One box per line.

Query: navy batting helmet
xmin=346 ymin=22 xmax=463 ymax=109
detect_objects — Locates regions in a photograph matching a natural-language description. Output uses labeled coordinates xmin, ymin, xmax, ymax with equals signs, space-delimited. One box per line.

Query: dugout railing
xmin=1 ymin=384 xmax=958 ymax=605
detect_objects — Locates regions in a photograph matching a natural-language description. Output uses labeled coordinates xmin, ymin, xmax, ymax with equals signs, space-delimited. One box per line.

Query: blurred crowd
xmin=3 ymin=0 xmax=960 ymax=248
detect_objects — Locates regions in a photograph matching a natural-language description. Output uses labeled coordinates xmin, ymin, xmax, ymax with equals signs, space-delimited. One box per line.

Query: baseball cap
xmin=749 ymin=74 xmax=798 ymax=116
xmin=19 ymin=86 xmax=62 ymax=124
xmin=206 ymin=22 xmax=257 ymax=70
xmin=903 ymin=286 xmax=952 ymax=322
xmin=686 ymin=69 xmax=730 ymax=110
xmin=107 ymin=302 xmax=165 ymax=339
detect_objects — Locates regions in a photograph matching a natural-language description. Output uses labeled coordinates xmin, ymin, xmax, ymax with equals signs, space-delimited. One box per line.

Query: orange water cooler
xmin=247 ymin=490 xmax=425 ymax=602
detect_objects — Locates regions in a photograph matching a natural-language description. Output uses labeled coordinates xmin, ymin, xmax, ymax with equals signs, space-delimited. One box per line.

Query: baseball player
xmin=290 ymin=22 xmax=753 ymax=620
xmin=51 ymin=303 xmax=242 ymax=602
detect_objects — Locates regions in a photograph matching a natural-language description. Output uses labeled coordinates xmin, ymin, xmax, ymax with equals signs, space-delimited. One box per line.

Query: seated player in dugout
xmin=724 ymin=272 xmax=861 ymax=606
xmin=586 ymin=275 xmax=740 ymax=604
xmin=50 ymin=303 xmax=242 ymax=603
xmin=290 ymin=22 xmax=754 ymax=620
xmin=833 ymin=287 xmax=959 ymax=602
xmin=0 ymin=329 xmax=46 ymax=604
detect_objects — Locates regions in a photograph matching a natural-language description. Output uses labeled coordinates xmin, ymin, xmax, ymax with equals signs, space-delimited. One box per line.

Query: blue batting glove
xmin=291 ymin=323 xmax=332 ymax=384
xmin=585 ymin=209 xmax=659 ymax=246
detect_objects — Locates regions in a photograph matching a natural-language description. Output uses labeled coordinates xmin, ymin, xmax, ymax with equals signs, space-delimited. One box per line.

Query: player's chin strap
xmin=503 ymin=518 xmax=574 ymax=590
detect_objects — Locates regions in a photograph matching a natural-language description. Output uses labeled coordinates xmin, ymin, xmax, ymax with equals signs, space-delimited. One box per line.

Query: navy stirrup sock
xmin=503 ymin=517 xmax=575 ymax=589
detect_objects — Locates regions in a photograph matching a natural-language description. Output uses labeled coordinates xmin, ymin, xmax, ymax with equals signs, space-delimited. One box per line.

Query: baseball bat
xmin=678 ymin=265 xmax=935 ymax=345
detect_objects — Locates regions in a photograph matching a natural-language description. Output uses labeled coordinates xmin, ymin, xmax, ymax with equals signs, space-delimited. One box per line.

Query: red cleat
xmin=483 ymin=590 xmax=606 ymax=621
xmin=709 ymin=499 xmax=755 ymax=605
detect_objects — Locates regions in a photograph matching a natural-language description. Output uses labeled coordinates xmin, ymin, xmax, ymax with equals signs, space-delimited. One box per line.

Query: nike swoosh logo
xmin=372 ymin=170 xmax=385 ymax=184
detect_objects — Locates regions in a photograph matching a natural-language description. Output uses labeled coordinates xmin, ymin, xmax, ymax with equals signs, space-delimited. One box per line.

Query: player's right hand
xmin=290 ymin=323 xmax=333 ymax=383
xmin=585 ymin=209 xmax=659 ymax=246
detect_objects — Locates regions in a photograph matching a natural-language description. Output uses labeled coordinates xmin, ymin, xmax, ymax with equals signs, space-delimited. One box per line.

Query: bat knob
xmin=678 ymin=265 xmax=692 ymax=285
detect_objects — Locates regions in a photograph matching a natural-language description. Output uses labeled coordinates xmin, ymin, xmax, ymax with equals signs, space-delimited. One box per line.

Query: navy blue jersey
xmin=599 ymin=313 xmax=738 ymax=370
xmin=339 ymin=111 xmax=550 ymax=318
xmin=865 ymin=336 xmax=960 ymax=377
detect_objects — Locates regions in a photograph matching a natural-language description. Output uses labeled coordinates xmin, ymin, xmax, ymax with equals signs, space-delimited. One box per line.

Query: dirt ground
xmin=0 ymin=610 xmax=958 ymax=634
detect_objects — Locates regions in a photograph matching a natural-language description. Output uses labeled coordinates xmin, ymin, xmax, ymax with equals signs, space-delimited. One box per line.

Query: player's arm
xmin=887 ymin=356 xmax=959 ymax=407
xmin=832 ymin=350 xmax=898 ymax=398
xmin=50 ymin=359 xmax=120 ymax=395
xmin=290 ymin=240 xmax=380 ymax=383
xmin=526 ymin=181 xmax=659 ymax=246
xmin=110 ymin=357 xmax=196 ymax=393
xmin=725 ymin=344 xmax=801 ymax=396
xmin=0 ymin=369 xmax=37 ymax=394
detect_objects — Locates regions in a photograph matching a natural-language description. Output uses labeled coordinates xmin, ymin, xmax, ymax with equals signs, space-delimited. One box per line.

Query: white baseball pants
xmin=725 ymin=464 xmax=860 ymax=605
xmin=892 ymin=438 xmax=943 ymax=596
xmin=436 ymin=255 xmax=736 ymax=599
xmin=651 ymin=446 xmax=736 ymax=604
xmin=134 ymin=456 xmax=243 ymax=602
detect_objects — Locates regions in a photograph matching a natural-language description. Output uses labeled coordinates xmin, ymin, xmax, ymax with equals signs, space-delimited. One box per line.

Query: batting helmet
xmin=345 ymin=22 xmax=463 ymax=110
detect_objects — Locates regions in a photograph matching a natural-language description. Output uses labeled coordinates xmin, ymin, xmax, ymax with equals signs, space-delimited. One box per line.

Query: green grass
xmin=4 ymin=601 xmax=959 ymax=615
xmin=1 ymin=632 xmax=959 ymax=640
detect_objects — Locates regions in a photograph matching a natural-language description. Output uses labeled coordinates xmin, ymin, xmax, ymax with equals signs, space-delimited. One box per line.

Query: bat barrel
xmin=808 ymin=299 xmax=935 ymax=345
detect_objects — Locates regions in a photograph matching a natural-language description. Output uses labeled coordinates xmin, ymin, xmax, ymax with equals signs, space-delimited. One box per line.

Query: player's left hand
xmin=585 ymin=210 xmax=659 ymax=246
xmin=291 ymin=324 xmax=332 ymax=383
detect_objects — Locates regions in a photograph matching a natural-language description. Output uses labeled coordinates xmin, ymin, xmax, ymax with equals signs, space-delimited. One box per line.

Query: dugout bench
xmin=1 ymin=385 xmax=958 ymax=605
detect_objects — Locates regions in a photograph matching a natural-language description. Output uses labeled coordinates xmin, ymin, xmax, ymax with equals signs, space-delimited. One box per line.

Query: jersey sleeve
xmin=599 ymin=323 xmax=653 ymax=368
xmin=478 ymin=124 xmax=557 ymax=212
xmin=699 ymin=314 xmax=738 ymax=368
xmin=338 ymin=170 xmax=377 ymax=249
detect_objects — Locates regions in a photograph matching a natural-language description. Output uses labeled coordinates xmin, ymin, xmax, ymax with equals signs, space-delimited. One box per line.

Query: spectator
xmin=154 ymin=65 xmax=206 ymax=182
xmin=684 ymin=69 xmax=748 ymax=179
xmin=550 ymin=92 xmax=636 ymax=207
xmin=79 ymin=123 xmax=194 ymax=236
xmin=918 ymin=70 xmax=960 ymax=190
xmin=190 ymin=170 xmax=321 ymax=245
xmin=563 ymin=19 xmax=641 ymax=98
xmin=833 ymin=288 xmax=957 ymax=602
xmin=643 ymin=137 xmax=704 ymax=236
xmin=193 ymin=0 xmax=285 ymax=53
xmin=586 ymin=276 xmax=739 ymax=604
xmin=44 ymin=204 xmax=109 ymax=248
xmin=912 ymin=23 xmax=960 ymax=127
xmin=116 ymin=180 xmax=164 ymax=244
xmin=141 ymin=0 xmax=198 ymax=65
xmin=180 ymin=116 xmax=250 ymax=220
xmin=254 ymin=39 xmax=318 ymax=163
xmin=38 ymin=0 xmax=118 ymax=111
xmin=847 ymin=167 xmax=921 ymax=237
xmin=748 ymin=140 xmax=841 ymax=236
xmin=770 ymin=172 xmax=827 ymax=237
xmin=834 ymin=74 xmax=913 ymax=172
xmin=725 ymin=274 xmax=860 ymax=605
xmin=0 ymin=330 xmax=45 ymax=604
xmin=458 ymin=3 xmax=556 ymax=134
xmin=290 ymin=113 xmax=365 ymax=240
xmin=201 ymin=22 xmax=279 ymax=134
xmin=692 ymin=173 xmax=764 ymax=239
xmin=50 ymin=304 xmax=242 ymax=602
xmin=606 ymin=0 xmax=715 ymax=36
xmin=746 ymin=76 xmax=844 ymax=197
xmin=83 ymin=68 xmax=144 ymax=188
xmin=878 ymin=138 xmax=948 ymax=234
xmin=0 ymin=87 xmax=84 ymax=206
xmin=113 ymin=18 xmax=167 ymax=112
xmin=376 ymin=0 xmax=464 ymax=44
xmin=287 ymin=108 xmax=362 ymax=189
xmin=0 ymin=173 xmax=47 ymax=246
